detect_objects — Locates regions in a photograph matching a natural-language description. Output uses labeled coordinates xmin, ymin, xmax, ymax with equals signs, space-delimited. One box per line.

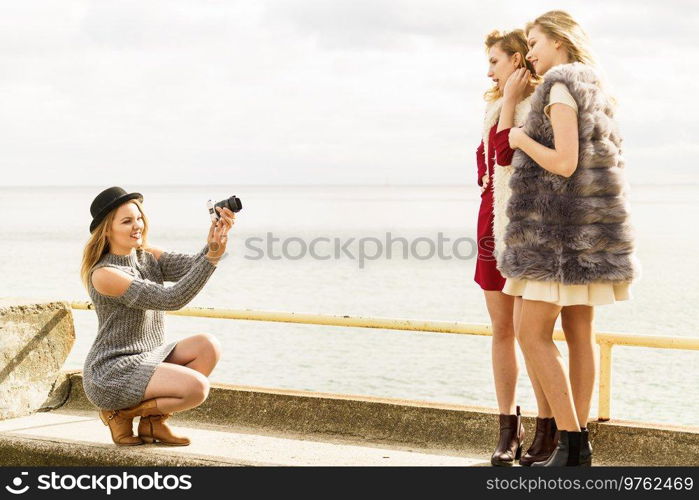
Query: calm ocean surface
xmin=1 ymin=184 xmax=697 ymax=426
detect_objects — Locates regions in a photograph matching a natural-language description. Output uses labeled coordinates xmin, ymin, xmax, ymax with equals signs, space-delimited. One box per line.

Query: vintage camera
xmin=207 ymin=196 xmax=243 ymax=222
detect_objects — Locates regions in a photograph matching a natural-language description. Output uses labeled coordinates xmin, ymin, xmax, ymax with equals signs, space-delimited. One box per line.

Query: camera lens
xmin=214 ymin=195 xmax=243 ymax=214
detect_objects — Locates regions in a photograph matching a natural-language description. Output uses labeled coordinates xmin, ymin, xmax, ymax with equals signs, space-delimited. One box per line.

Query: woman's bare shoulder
xmin=91 ymin=267 xmax=134 ymax=297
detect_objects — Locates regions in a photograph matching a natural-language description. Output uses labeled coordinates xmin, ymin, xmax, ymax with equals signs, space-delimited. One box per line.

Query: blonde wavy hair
xmin=80 ymin=199 xmax=150 ymax=291
xmin=525 ymin=10 xmax=616 ymax=106
xmin=525 ymin=10 xmax=596 ymax=67
xmin=483 ymin=29 xmax=539 ymax=102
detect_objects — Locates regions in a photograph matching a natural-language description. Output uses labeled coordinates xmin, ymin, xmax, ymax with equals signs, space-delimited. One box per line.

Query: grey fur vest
xmin=499 ymin=62 xmax=638 ymax=285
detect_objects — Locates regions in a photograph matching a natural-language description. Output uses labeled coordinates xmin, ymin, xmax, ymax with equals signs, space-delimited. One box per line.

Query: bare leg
xmin=561 ymin=305 xmax=596 ymax=428
xmin=484 ymin=290 xmax=517 ymax=414
xmin=142 ymin=363 xmax=210 ymax=414
xmin=518 ymin=299 xmax=580 ymax=432
xmin=139 ymin=333 xmax=222 ymax=414
xmin=164 ymin=333 xmax=222 ymax=376
xmin=513 ymin=296 xmax=553 ymax=418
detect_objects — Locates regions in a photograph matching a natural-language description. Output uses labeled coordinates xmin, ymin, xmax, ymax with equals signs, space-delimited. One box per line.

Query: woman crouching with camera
xmin=79 ymin=186 xmax=235 ymax=446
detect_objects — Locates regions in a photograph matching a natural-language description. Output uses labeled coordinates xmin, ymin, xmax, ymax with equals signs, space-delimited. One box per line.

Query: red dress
xmin=474 ymin=124 xmax=515 ymax=291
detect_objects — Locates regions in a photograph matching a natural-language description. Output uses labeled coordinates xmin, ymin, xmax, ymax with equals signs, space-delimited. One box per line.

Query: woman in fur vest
xmin=475 ymin=29 xmax=543 ymax=466
xmin=501 ymin=11 xmax=638 ymax=466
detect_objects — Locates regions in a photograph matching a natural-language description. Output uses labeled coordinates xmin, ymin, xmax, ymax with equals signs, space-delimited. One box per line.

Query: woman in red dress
xmin=474 ymin=29 xmax=556 ymax=466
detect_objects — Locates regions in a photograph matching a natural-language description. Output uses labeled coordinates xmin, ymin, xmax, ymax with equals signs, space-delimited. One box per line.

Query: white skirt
xmin=502 ymin=278 xmax=631 ymax=306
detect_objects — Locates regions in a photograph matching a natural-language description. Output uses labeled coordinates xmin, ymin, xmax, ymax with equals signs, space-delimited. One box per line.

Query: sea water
xmin=0 ymin=184 xmax=697 ymax=426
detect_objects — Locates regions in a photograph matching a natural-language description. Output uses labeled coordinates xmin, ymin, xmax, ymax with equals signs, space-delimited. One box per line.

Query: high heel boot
xmin=491 ymin=405 xmax=525 ymax=466
xmin=99 ymin=409 xmax=143 ymax=446
xmin=519 ymin=417 xmax=557 ymax=466
xmin=579 ymin=427 xmax=593 ymax=466
xmin=532 ymin=430 xmax=583 ymax=467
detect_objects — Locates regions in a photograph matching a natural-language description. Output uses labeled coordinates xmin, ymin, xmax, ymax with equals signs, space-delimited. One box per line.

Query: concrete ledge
xmin=0 ymin=432 xmax=238 ymax=467
xmin=54 ymin=371 xmax=699 ymax=466
xmin=0 ymin=409 xmax=484 ymax=466
xmin=5 ymin=297 xmax=694 ymax=466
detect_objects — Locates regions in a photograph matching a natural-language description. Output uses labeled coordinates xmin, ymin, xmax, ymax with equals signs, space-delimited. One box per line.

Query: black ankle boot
xmin=531 ymin=430 xmax=583 ymax=467
xmin=580 ymin=427 xmax=593 ymax=466
xmin=491 ymin=405 xmax=525 ymax=467
xmin=519 ymin=416 xmax=557 ymax=466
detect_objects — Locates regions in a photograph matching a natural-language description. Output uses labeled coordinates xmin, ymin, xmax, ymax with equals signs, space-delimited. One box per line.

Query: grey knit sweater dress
xmin=83 ymin=244 xmax=215 ymax=410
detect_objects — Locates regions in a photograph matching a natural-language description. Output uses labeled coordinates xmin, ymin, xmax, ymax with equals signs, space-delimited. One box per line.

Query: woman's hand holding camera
xmin=206 ymin=207 xmax=235 ymax=264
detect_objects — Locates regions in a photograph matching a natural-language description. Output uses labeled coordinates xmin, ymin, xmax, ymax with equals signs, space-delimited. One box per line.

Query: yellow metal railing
xmin=70 ymin=301 xmax=699 ymax=421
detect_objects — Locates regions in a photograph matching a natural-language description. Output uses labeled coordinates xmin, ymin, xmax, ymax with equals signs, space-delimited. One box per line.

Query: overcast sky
xmin=1 ymin=0 xmax=696 ymax=186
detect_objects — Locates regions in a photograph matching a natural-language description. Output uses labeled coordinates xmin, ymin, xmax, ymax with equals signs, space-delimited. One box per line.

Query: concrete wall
xmin=57 ymin=371 xmax=699 ymax=466
xmin=0 ymin=299 xmax=75 ymax=420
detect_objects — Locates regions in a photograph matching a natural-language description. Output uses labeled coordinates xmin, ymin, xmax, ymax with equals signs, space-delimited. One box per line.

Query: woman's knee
xmin=516 ymin=328 xmax=548 ymax=352
xmin=491 ymin=320 xmax=515 ymax=342
xmin=184 ymin=372 xmax=210 ymax=405
xmin=514 ymin=324 xmax=527 ymax=345
xmin=196 ymin=333 xmax=222 ymax=362
xmin=516 ymin=330 xmax=531 ymax=351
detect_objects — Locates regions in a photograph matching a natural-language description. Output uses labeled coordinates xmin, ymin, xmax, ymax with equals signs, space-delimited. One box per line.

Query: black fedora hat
xmin=89 ymin=186 xmax=143 ymax=233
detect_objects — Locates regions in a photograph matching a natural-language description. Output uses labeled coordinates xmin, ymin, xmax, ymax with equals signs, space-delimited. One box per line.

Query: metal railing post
xmin=598 ymin=342 xmax=613 ymax=421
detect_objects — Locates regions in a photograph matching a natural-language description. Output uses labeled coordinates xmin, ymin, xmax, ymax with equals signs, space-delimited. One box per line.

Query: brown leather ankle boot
xmin=491 ymin=405 xmax=525 ymax=466
xmin=138 ymin=414 xmax=191 ymax=446
xmin=99 ymin=409 xmax=144 ymax=446
xmin=519 ymin=416 xmax=557 ymax=466
xmin=117 ymin=398 xmax=162 ymax=419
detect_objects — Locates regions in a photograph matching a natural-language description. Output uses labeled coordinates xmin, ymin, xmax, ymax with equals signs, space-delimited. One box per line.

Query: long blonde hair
xmin=80 ymin=199 xmax=150 ymax=291
xmin=525 ymin=10 xmax=596 ymax=67
xmin=483 ymin=29 xmax=539 ymax=102
xmin=525 ymin=11 xmax=616 ymax=106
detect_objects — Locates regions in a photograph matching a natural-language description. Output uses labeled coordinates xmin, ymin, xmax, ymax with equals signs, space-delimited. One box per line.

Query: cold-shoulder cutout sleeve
xmin=100 ymin=255 xmax=216 ymax=311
